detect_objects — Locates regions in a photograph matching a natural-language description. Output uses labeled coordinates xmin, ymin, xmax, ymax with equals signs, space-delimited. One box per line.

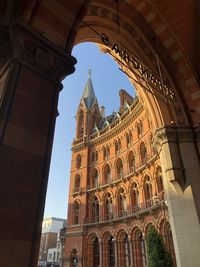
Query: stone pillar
xmin=128 ymin=236 xmax=134 ymax=267
xmin=99 ymin=239 xmax=103 ymax=267
xmin=114 ymin=239 xmax=118 ymax=267
xmin=0 ymin=23 xmax=76 ymax=267
xmin=153 ymin=126 xmax=200 ymax=267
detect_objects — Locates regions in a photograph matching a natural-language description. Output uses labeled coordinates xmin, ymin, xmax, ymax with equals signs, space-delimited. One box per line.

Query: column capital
xmin=153 ymin=125 xmax=195 ymax=152
xmin=1 ymin=22 xmax=77 ymax=82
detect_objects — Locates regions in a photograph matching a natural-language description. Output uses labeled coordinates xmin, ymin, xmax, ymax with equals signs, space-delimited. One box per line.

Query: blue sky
xmin=44 ymin=42 xmax=135 ymax=219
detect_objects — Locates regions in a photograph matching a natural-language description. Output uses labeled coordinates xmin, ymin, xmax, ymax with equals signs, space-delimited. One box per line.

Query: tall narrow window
xmin=78 ymin=110 xmax=84 ymax=138
xmin=92 ymin=169 xmax=98 ymax=188
xmin=131 ymin=183 xmax=139 ymax=212
xmin=92 ymin=196 xmax=99 ymax=222
xmin=124 ymin=234 xmax=130 ymax=267
xmin=73 ymin=202 xmax=80 ymax=225
xmin=140 ymin=142 xmax=147 ymax=165
xmin=76 ymin=154 xmax=81 ymax=169
xmin=144 ymin=176 xmax=152 ymax=208
xmin=118 ymin=188 xmax=126 ymax=217
xmin=116 ymin=158 xmax=123 ymax=179
xmin=108 ymin=236 xmax=115 ymax=267
xmin=105 ymin=193 xmax=113 ymax=220
xmin=128 ymin=151 xmax=135 ymax=173
xmin=93 ymin=237 xmax=100 ymax=266
xmin=74 ymin=175 xmax=81 ymax=192
xmin=104 ymin=164 xmax=111 ymax=184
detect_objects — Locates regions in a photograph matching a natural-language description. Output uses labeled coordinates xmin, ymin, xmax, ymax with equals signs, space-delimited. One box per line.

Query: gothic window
xmin=115 ymin=140 xmax=121 ymax=154
xmin=105 ymin=193 xmax=113 ymax=220
xmin=136 ymin=120 xmax=143 ymax=138
xmin=108 ymin=236 xmax=115 ymax=267
xmin=131 ymin=182 xmax=139 ymax=212
xmin=144 ymin=176 xmax=152 ymax=208
xmin=128 ymin=151 xmax=136 ymax=173
xmin=126 ymin=133 xmax=130 ymax=147
xmin=70 ymin=249 xmax=78 ymax=267
xmin=93 ymin=237 xmax=100 ymax=266
xmin=74 ymin=174 xmax=81 ymax=192
xmin=103 ymin=146 xmax=110 ymax=160
xmin=79 ymin=110 xmax=84 ymax=138
xmin=116 ymin=158 xmax=123 ymax=179
xmin=92 ymin=196 xmax=99 ymax=222
xmin=104 ymin=164 xmax=111 ymax=183
xmin=92 ymin=169 xmax=98 ymax=188
xmin=102 ymin=147 xmax=107 ymax=160
xmin=117 ymin=188 xmax=126 ymax=217
xmin=76 ymin=154 xmax=81 ymax=169
xmin=140 ymin=142 xmax=147 ymax=165
xmin=73 ymin=201 xmax=80 ymax=225
xmin=126 ymin=131 xmax=132 ymax=147
xmin=124 ymin=234 xmax=131 ymax=267
xmin=139 ymin=233 xmax=147 ymax=267
xmin=91 ymin=151 xmax=98 ymax=164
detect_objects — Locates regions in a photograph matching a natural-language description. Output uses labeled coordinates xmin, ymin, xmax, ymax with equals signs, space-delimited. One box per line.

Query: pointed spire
xmin=82 ymin=69 xmax=96 ymax=109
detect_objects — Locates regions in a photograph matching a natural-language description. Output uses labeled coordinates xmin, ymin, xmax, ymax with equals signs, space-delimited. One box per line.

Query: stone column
xmin=153 ymin=126 xmax=200 ymax=267
xmin=114 ymin=239 xmax=118 ymax=267
xmin=99 ymin=239 xmax=102 ymax=267
xmin=0 ymin=23 xmax=76 ymax=267
xmin=128 ymin=236 xmax=134 ymax=267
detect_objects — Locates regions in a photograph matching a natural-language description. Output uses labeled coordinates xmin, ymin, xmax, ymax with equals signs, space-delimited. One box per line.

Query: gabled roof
xmin=82 ymin=70 xmax=96 ymax=109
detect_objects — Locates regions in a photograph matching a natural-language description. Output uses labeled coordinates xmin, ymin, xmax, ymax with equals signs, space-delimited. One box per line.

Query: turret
xmin=76 ymin=70 xmax=101 ymax=138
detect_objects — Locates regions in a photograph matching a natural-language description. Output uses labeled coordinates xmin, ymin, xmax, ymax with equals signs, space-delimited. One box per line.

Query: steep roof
xmin=82 ymin=70 xmax=96 ymax=109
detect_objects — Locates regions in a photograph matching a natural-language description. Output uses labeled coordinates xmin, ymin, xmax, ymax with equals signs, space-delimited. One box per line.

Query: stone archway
xmin=0 ymin=1 xmax=200 ymax=267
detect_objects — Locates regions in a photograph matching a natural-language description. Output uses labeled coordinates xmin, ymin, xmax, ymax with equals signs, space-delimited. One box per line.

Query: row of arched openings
xmin=73 ymin=169 xmax=164 ymax=224
xmin=86 ymin=224 xmax=175 ymax=267
xmin=75 ymin=139 xmax=152 ymax=171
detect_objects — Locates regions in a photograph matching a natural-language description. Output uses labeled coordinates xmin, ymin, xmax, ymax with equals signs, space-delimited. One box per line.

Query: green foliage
xmin=146 ymin=227 xmax=173 ymax=267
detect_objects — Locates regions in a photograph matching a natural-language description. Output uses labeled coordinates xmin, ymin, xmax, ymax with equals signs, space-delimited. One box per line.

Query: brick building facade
xmin=64 ymin=73 xmax=176 ymax=267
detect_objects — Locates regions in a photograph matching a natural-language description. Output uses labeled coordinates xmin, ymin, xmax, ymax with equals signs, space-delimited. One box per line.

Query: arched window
xmin=131 ymin=182 xmax=139 ymax=213
xmin=116 ymin=158 xmax=123 ymax=179
xmin=115 ymin=140 xmax=121 ymax=154
xmin=73 ymin=201 xmax=80 ymax=225
xmin=126 ymin=133 xmax=130 ymax=147
xmin=137 ymin=120 xmax=143 ymax=137
xmin=134 ymin=231 xmax=146 ymax=267
xmin=76 ymin=154 xmax=81 ymax=169
xmin=117 ymin=188 xmax=127 ymax=217
xmin=74 ymin=174 xmax=81 ymax=192
xmin=140 ymin=142 xmax=147 ymax=165
xmin=108 ymin=236 xmax=115 ymax=267
xmin=144 ymin=176 xmax=152 ymax=208
xmin=104 ymin=164 xmax=111 ymax=184
xmin=92 ymin=196 xmax=99 ymax=222
xmin=124 ymin=234 xmax=131 ymax=267
xmin=91 ymin=168 xmax=98 ymax=188
xmin=91 ymin=151 xmax=98 ymax=164
xmin=105 ymin=193 xmax=113 ymax=220
xmin=70 ymin=249 xmax=78 ymax=267
xmin=78 ymin=110 xmax=84 ymax=138
xmin=93 ymin=237 xmax=100 ymax=266
xmin=128 ymin=151 xmax=136 ymax=173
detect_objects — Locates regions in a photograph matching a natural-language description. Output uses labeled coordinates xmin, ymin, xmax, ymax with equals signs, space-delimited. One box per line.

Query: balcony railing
xmin=84 ymin=191 xmax=165 ymax=225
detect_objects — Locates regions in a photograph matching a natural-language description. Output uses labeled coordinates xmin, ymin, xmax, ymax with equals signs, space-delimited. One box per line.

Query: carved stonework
xmin=11 ymin=23 xmax=77 ymax=81
xmin=153 ymin=126 xmax=195 ymax=152
xmin=153 ymin=126 xmax=177 ymax=152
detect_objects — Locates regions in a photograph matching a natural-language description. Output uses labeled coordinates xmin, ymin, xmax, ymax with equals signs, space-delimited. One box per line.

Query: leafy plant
xmin=146 ymin=227 xmax=173 ymax=267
